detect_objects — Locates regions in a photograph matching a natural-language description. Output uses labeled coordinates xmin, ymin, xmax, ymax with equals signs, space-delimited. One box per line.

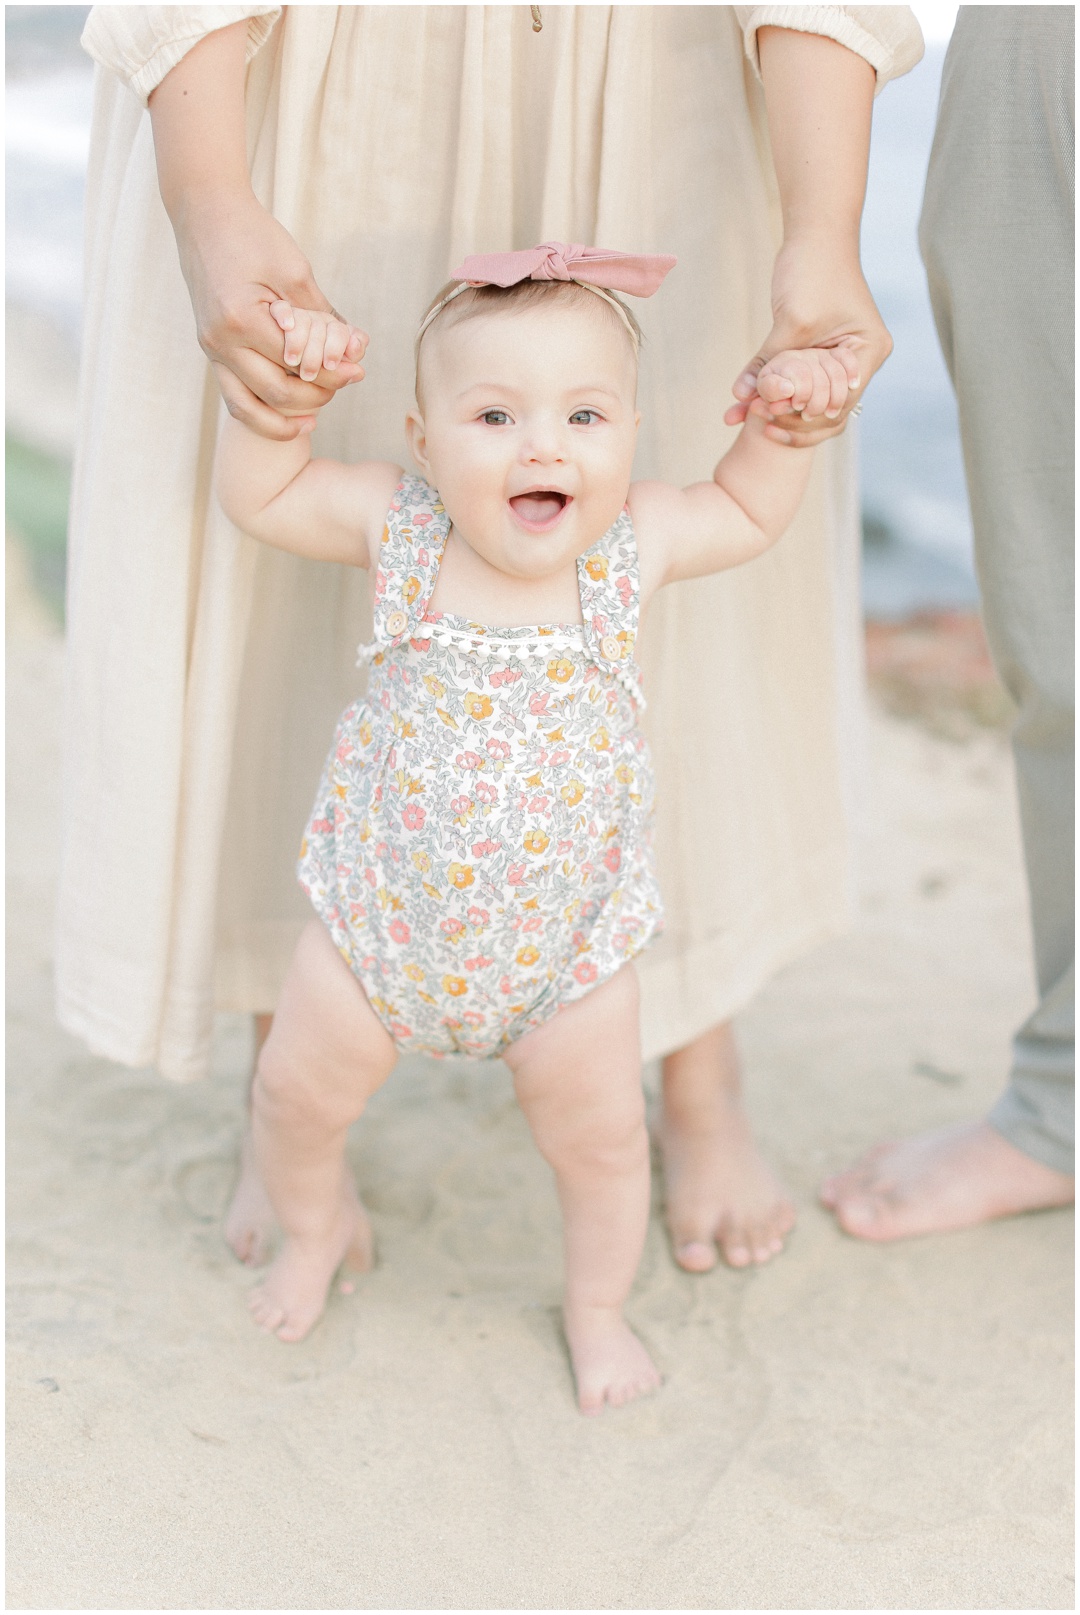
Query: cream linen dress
xmin=61 ymin=5 xmax=923 ymax=1082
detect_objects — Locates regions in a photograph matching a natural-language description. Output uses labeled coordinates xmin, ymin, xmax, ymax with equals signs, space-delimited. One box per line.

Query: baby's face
xmin=406 ymin=300 xmax=640 ymax=583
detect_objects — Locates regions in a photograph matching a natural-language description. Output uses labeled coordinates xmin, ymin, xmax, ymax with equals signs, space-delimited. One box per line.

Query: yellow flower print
xmin=464 ymin=691 xmax=493 ymax=720
xmin=403 ymin=575 xmax=422 ymax=604
xmin=584 ymin=556 xmax=608 ymax=581
xmin=516 ymin=944 xmax=540 ymax=967
xmin=546 ymin=657 xmax=574 ymax=684
xmin=443 ymin=975 xmax=468 ymax=997
xmin=523 ymin=829 xmax=549 ymax=855
xmin=412 ymin=850 xmax=431 ymax=872
xmin=448 ymin=862 xmax=475 ymax=889
xmin=590 ymin=726 xmax=611 ymax=752
xmin=615 ymin=764 xmax=634 ymax=785
xmin=357 ymin=719 xmax=373 ymax=747
xmin=423 ymin=675 xmax=446 ymax=701
xmin=560 ymin=779 xmax=585 ymax=806
xmin=403 ymin=962 xmax=426 ymax=983
xmin=436 ymin=707 xmax=459 ymax=730
xmin=422 ymin=881 xmax=443 ymax=901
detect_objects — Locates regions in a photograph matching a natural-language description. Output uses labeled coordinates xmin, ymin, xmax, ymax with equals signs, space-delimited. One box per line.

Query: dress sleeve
xmin=81 ymin=5 xmax=281 ymax=105
xmin=734 ymin=6 xmax=924 ymax=93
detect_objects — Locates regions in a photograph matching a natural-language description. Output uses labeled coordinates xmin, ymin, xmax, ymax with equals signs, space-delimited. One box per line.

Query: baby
xmin=216 ymin=243 xmax=856 ymax=1413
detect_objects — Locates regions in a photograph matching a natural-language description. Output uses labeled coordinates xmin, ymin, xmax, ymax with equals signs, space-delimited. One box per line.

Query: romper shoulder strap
xmin=577 ymin=506 xmax=645 ymax=704
xmin=370 ymin=473 xmax=451 ymax=648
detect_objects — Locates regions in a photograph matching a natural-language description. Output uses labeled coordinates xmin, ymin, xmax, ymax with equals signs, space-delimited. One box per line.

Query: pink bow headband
xmin=417 ymin=241 xmax=677 ymax=346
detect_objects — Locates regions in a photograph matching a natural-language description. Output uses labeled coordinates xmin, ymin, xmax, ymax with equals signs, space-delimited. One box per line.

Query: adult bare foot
xmin=820 ymin=1120 xmax=1075 ymax=1241
xmin=564 ymin=1303 xmax=662 ymax=1415
xmin=660 ymin=1023 xmax=796 ymax=1271
xmin=249 ymin=1186 xmax=373 ymax=1343
xmin=224 ymin=1122 xmax=278 ymax=1266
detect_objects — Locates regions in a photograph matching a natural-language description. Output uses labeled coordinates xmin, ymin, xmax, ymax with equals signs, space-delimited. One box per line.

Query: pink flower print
xmin=364 ymin=868 xmax=378 ymax=887
xmin=414 ymin=512 xmax=432 ymax=527
xmin=549 ymin=749 xmax=570 ymax=766
xmin=603 ymin=846 xmax=622 ymax=874
xmin=522 ymin=916 xmax=544 ymax=934
xmin=573 ymin=960 xmax=598 ymax=986
xmin=389 ymin=917 xmax=411 ymax=945
xmin=475 ymin=780 xmax=497 ymax=805
xmin=374 ymin=841 xmax=389 ymax=859
xmin=528 ymin=691 xmax=550 ymax=716
xmin=499 ymin=975 xmax=514 ymax=995
xmin=467 ymin=906 xmax=490 ymax=928
xmin=527 ymin=795 xmax=550 ymax=815
xmin=391 ymin=1022 xmax=412 ymax=1041
xmin=592 ymin=613 xmax=607 ymax=636
xmin=440 ymin=917 xmax=466 ymax=939
xmin=486 ymin=739 xmax=511 ymax=760
xmin=402 ymin=802 xmax=426 ymax=831
xmin=471 ymin=837 xmax=501 ymax=859
xmin=451 ymin=795 xmax=474 ymax=825
xmin=409 ymin=637 xmax=431 ymax=652
xmin=456 ymin=751 xmax=483 ymax=770
xmin=464 ymin=954 xmax=495 ymax=972
xmin=311 ymin=817 xmax=332 ymax=834
xmin=557 ymin=839 xmax=574 ymax=856
xmin=507 ymin=863 xmax=527 ymax=885
xmin=616 ymin=575 xmax=633 ymax=607
xmin=490 ymin=666 xmax=522 ymax=688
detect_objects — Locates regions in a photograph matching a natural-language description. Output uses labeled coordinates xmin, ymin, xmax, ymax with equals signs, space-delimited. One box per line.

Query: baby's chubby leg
xmin=505 ymin=967 xmax=661 ymax=1415
xmin=249 ymin=920 xmax=396 ymax=1341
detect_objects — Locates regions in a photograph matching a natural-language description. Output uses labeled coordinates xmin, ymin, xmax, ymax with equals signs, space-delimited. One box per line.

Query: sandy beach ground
xmin=6 ymin=542 xmax=1073 ymax=1611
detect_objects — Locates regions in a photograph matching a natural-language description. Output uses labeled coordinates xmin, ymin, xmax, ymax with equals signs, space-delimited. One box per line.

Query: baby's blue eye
xmin=569 ymin=409 xmax=599 ymax=426
xmin=482 ymin=409 xmax=510 ymax=425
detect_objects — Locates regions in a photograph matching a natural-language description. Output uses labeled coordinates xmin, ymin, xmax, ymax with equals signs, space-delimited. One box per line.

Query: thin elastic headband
xmin=416 ymin=278 xmax=643 ymax=348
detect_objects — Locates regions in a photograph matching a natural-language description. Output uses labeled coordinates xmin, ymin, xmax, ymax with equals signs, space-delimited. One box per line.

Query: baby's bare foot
xmin=224 ymin=1124 xmax=278 ymax=1266
xmin=563 ymin=1303 xmax=662 ymax=1415
xmin=821 ymin=1120 xmax=1074 ymax=1241
xmin=659 ymin=1097 xmax=796 ymax=1271
xmin=248 ymin=1188 xmax=373 ymax=1343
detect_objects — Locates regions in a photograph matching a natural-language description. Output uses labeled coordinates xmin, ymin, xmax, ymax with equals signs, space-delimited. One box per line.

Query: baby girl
xmin=216 ymin=243 xmax=856 ymax=1413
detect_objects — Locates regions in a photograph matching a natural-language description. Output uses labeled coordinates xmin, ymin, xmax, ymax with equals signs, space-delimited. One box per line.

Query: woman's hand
xmin=724 ymin=235 xmax=892 ymax=446
xmin=148 ymin=20 xmax=366 ymax=441
xmin=726 ymin=26 xmax=892 ymax=447
xmin=172 ymin=190 xmax=367 ymax=439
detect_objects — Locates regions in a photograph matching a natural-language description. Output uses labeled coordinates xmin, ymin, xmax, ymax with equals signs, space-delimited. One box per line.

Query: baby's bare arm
xmin=216 ymin=416 xmax=399 ymax=567
xmin=631 ymin=412 xmax=815 ymax=596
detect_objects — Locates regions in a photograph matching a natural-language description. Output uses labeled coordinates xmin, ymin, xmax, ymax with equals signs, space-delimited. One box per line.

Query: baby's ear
xmin=404 ymin=409 xmax=431 ymax=477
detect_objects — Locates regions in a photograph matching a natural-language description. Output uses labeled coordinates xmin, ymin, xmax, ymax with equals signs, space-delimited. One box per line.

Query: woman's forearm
xmin=148 ymin=19 xmax=253 ymax=224
xmin=757 ymin=26 xmax=876 ymax=249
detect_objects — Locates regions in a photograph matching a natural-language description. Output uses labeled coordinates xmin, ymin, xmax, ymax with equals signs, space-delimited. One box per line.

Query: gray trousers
xmin=919 ymin=6 xmax=1074 ymax=1173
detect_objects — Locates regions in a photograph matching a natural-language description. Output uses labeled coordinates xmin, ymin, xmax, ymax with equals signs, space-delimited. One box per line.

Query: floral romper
xmin=298 ymin=474 xmax=663 ymax=1058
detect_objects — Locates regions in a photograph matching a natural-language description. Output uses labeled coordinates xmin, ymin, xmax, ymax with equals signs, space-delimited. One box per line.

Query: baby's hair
xmin=414 ymin=278 xmax=642 ymax=405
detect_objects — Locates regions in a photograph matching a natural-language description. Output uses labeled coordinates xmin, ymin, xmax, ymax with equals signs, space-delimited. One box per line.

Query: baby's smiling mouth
xmin=508 ymin=490 xmax=571 ymax=530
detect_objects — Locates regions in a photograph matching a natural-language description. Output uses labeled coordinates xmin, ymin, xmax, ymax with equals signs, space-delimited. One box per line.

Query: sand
xmin=6 ymin=542 xmax=1073 ymax=1611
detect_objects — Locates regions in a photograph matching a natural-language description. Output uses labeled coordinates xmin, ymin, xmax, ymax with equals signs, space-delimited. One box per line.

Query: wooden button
xmin=599 ymin=635 xmax=622 ymax=661
xmin=385 ymin=609 xmax=408 ymax=637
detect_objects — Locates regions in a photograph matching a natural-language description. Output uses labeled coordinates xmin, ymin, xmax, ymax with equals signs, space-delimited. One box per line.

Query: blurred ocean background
xmin=6 ymin=4 xmax=976 ymax=623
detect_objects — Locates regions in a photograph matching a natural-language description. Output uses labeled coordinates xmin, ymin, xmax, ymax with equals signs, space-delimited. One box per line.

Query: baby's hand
xmin=269 ymin=300 xmax=368 ymax=384
xmin=754 ymin=347 xmax=860 ymax=424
